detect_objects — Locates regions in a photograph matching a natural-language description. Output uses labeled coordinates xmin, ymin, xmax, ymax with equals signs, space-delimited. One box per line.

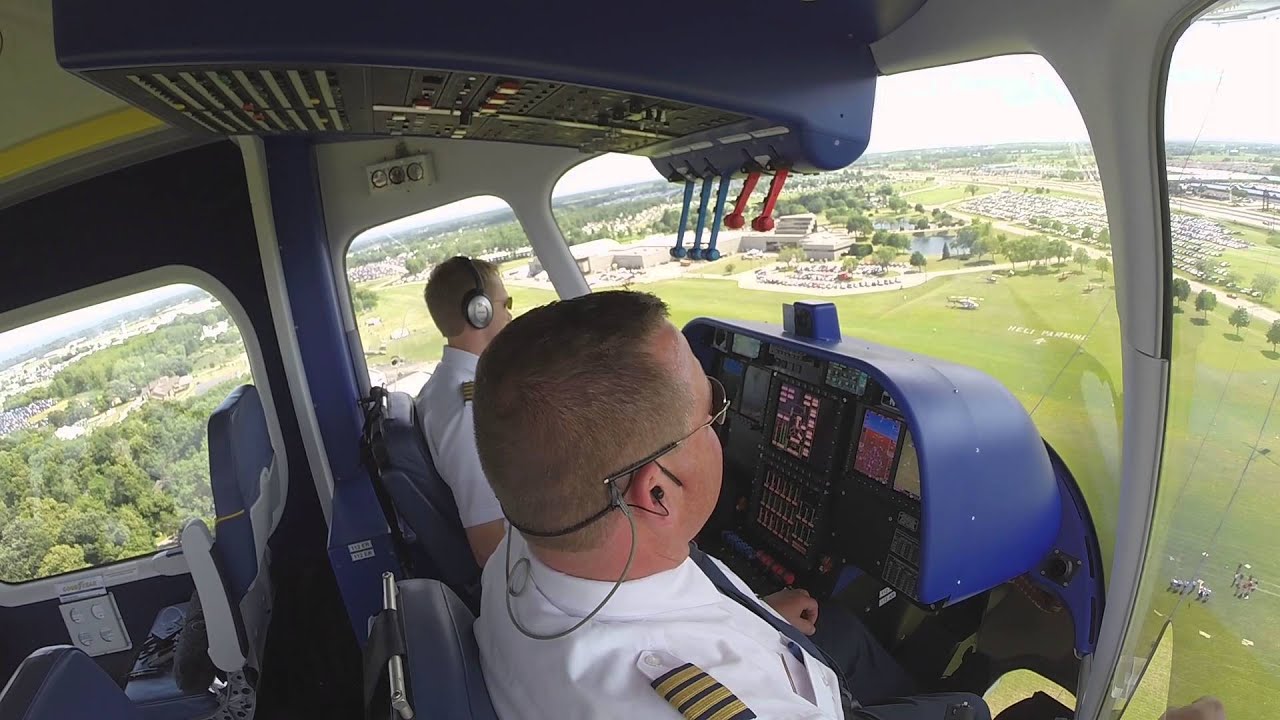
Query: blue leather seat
xmin=0 ymin=646 xmax=141 ymax=720
xmin=398 ymin=579 xmax=497 ymax=719
xmin=131 ymin=385 xmax=280 ymax=719
xmin=364 ymin=390 xmax=481 ymax=610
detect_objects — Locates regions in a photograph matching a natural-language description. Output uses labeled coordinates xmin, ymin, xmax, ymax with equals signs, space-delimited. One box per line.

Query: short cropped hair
xmin=424 ymin=257 xmax=500 ymax=337
xmin=473 ymin=291 xmax=690 ymax=551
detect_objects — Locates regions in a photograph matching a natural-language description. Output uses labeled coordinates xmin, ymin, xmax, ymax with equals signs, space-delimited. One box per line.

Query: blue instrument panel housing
xmin=685 ymin=317 xmax=1064 ymax=608
xmin=51 ymin=0 xmax=912 ymax=173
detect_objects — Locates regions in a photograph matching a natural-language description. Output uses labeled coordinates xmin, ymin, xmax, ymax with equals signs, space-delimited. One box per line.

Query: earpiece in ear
xmin=651 ymin=486 xmax=665 ymax=502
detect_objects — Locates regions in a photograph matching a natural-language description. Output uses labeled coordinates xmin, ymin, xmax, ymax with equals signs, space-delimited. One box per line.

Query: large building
xmin=739 ymin=214 xmax=857 ymax=260
xmin=527 ymin=238 xmax=623 ymax=276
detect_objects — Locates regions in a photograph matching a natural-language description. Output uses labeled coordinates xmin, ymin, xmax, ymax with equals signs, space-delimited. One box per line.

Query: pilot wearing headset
xmin=470 ymin=290 xmax=990 ymax=720
xmin=414 ymin=256 xmax=513 ymax=567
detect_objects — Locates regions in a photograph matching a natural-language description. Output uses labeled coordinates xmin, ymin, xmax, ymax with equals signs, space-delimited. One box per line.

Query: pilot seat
xmin=365 ymin=577 xmax=497 ymax=720
xmin=361 ymin=387 xmax=482 ymax=611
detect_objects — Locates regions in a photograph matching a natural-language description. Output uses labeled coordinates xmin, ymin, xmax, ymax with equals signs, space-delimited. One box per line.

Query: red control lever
xmin=751 ymin=169 xmax=790 ymax=232
xmin=723 ymin=171 xmax=761 ymax=229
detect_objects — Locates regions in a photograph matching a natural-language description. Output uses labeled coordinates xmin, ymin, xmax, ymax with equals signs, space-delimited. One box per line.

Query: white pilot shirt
xmin=414 ymin=347 xmax=504 ymax=528
xmin=475 ymin=531 xmax=844 ymax=720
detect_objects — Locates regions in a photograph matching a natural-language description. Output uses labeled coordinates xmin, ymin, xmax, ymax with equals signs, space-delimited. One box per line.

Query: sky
xmin=0 ymin=284 xmax=196 ymax=366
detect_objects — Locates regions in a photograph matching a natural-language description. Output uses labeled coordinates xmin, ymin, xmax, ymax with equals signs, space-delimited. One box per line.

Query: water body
xmin=911 ymin=235 xmax=957 ymax=256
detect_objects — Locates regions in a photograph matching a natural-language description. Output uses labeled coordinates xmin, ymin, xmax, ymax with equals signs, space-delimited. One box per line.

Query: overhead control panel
xmin=687 ymin=316 xmax=1064 ymax=610
xmin=52 ymin=0 xmax=922 ymax=173
xmin=81 ymin=66 xmax=754 ymax=156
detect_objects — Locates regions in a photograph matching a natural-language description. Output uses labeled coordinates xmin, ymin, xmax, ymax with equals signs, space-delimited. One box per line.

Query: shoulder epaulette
xmin=460 ymin=381 xmax=475 ymax=403
xmin=650 ymin=663 xmax=756 ymax=720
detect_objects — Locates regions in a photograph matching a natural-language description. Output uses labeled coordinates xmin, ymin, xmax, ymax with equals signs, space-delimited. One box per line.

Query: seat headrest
xmin=0 ymin=646 xmax=142 ymax=720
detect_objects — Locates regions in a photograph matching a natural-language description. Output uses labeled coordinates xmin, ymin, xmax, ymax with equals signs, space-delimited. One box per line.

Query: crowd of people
xmin=754 ymin=262 xmax=907 ymax=291
xmin=1168 ymin=563 xmax=1265 ymax=604
xmin=346 ymin=258 xmax=407 ymax=283
xmin=1232 ymin=565 xmax=1261 ymax=600
xmin=0 ymin=398 xmax=56 ymax=437
xmin=1169 ymin=578 xmax=1213 ymax=603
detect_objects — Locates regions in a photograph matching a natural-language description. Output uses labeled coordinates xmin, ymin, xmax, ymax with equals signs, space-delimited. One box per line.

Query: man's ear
xmin=623 ymin=463 xmax=668 ymax=517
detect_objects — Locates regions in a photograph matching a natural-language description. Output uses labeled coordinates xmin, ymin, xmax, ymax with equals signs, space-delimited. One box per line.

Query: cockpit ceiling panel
xmin=86 ymin=66 xmax=752 ymax=156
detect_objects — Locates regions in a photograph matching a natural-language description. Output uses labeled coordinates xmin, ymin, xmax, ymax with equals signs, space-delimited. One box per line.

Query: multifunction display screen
xmin=852 ymin=409 xmax=903 ymax=485
xmin=770 ymin=382 xmax=837 ymax=465
xmin=740 ymin=365 xmax=773 ymax=422
xmin=893 ymin=433 xmax=922 ymax=500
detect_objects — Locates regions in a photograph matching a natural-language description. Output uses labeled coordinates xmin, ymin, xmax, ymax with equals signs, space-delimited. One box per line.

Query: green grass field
xmin=358 ymin=259 xmax=1280 ymax=717
xmin=907 ymin=184 xmax=1000 ymax=206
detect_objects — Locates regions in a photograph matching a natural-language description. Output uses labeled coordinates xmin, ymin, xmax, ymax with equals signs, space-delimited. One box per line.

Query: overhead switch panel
xmin=89 ymin=65 xmax=751 ymax=155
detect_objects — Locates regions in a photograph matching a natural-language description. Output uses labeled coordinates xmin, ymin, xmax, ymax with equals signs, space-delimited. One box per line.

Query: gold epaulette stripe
xmin=650 ymin=663 xmax=756 ymax=720
xmin=460 ymin=381 xmax=475 ymax=402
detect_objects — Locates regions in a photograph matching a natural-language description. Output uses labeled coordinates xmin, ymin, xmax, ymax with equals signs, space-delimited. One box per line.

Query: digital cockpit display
xmin=770 ymin=382 xmax=838 ymax=467
xmin=731 ymin=334 xmax=763 ymax=360
xmin=718 ymin=357 xmax=745 ymax=410
xmin=739 ymin=365 xmax=772 ymax=423
xmin=893 ymin=433 xmax=922 ymax=500
xmin=852 ymin=409 xmax=902 ymax=485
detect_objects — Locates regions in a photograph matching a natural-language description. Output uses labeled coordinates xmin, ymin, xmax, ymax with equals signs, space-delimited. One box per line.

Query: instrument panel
xmin=705 ymin=326 xmax=931 ymax=605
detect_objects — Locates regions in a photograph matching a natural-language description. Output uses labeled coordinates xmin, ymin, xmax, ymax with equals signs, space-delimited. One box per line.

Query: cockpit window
xmin=0 ymin=284 xmax=252 ymax=583
xmin=551 ymin=54 xmax=1124 ymax=574
xmin=1114 ymin=5 xmax=1280 ymax=717
xmin=344 ymin=196 xmax=557 ymax=390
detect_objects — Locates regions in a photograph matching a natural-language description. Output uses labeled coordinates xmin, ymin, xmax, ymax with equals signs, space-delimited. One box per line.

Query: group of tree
xmin=350 ymin=286 xmax=382 ymax=314
xmin=0 ymin=382 xmax=240 ymax=582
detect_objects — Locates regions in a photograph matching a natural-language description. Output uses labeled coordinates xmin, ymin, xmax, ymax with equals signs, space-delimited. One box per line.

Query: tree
xmin=38 ymin=545 xmax=89 ymax=577
xmin=841 ymin=256 xmax=860 ymax=271
xmin=887 ymin=196 xmax=909 ymax=212
xmin=1081 ymin=226 xmax=1095 ymax=240
xmin=1047 ymin=239 xmax=1071 ymax=265
xmin=876 ymin=184 xmax=894 ymax=198
xmin=871 ymin=230 xmax=889 ymax=246
xmin=351 ymin=286 xmax=381 ymax=314
xmin=965 ymin=183 xmax=980 ymax=197
xmin=909 ymin=252 xmax=927 ymax=272
xmin=1073 ymin=247 xmax=1091 ymax=273
xmin=941 ymin=243 xmax=951 ymax=261
xmin=846 ymin=215 xmax=873 ymax=237
xmin=955 ymin=227 xmax=980 ymax=253
xmin=1252 ymin=273 xmax=1279 ymax=300
xmin=913 ymin=217 xmax=931 ymax=230
xmin=1225 ymin=271 xmax=1244 ymax=289
xmin=403 ymin=256 xmax=426 ymax=276
xmin=1229 ymin=307 xmax=1251 ymax=337
xmin=1098 ymin=228 xmax=1111 ymax=247
xmin=971 ymin=237 xmax=990 ymax=262
xmin=723 ymin=263 xmax=736 ymax=275
xmin=1172 ymin=277 xmax=1191 ymax=306
xmin=778 ymin=247 xmax=806 ymax=266
xmin=1267 ymin=319 xmax=1280 ymax=352
xmin=1095 ymin=255 xmax=1112 ymax=279
xmin=914 ymin=203 xmax=925 ymax=213
xmin=873 ymin=247 xmax=899 ymax=267
xmin=887 ymin=233 xmax=911 ymax=250
xmin=1195 ymin=289 xmax=1217 ymax=320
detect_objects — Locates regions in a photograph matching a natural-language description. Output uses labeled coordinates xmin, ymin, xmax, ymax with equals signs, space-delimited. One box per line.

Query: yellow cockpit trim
xmin=0 ymin=108 xmax=165 ymax=181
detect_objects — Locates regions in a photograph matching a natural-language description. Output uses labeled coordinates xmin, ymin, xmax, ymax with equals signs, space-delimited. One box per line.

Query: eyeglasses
xmin=600 ymin=375 xmax=729 ymax=486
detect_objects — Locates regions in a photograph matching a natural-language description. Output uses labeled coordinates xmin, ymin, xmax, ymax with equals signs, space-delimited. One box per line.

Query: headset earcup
xmin=465 ymin=291 xmax=493 ymax=329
